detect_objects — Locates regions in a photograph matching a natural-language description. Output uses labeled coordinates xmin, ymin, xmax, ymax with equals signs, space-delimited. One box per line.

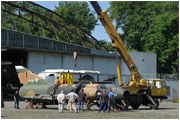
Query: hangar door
xmin=1 ymin=50 xmax=27 ymax=67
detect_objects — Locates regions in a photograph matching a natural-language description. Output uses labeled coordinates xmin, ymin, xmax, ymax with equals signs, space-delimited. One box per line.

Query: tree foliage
xmin=53 ymin=1 xmax=98 ymax=46
xmin=109 ymin=1 xmax=179 ymax=74
xmin=55 ymin=1 xmax=97 ymax=33
xmin=1 ymin=2 xmax=52 ymax=38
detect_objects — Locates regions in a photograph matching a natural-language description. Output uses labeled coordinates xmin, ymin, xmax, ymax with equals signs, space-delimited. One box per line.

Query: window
xmin=152 ymin=81 xmax=157 ymax=88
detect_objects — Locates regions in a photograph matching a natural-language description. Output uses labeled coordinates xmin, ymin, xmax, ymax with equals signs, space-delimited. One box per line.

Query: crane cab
xmin=147 ymin=79 xmax=167 ymax=99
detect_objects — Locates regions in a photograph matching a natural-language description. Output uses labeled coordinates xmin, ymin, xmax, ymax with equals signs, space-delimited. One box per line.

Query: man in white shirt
xmin=57 ymin=90 xmax=65 ymax=113
xmin=66 ymin=89 xmax=78 ymax=112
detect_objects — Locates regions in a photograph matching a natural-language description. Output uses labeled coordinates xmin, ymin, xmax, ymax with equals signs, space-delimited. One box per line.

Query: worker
xmin=99 ymin=90 xmax=109 ymax=112
xmin=14 ymin=90 xmax=20 ymax=109
xmin=74 ymin=80 xmax=82 ymax=93
xmin=57 ymin=90 xmax=65 ymax=113
xmin=66 ymin=89 xmax=78 ymax=113
xmin=78 ymin=89 xmax=87 ymax=112
xmin=50 ymin=77 xmax=60 ymax=95
xmin=108 ymin=89 xmax=116 ymax=112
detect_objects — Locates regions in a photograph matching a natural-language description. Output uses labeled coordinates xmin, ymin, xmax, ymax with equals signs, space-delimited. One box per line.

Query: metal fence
xmin=1 ymin=28 xmax=91 ymax=54
xmin=121 ymin=73 xmax=179 ymax=81
xmin=156 ymin=73 xmax=179 ymax=80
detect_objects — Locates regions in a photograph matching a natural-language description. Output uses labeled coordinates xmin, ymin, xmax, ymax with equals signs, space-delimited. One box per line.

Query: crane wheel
xmin=124 ymin=100 xmax=129 ymax=110
xmin=150 ymin=99 xmax=159 ymax=109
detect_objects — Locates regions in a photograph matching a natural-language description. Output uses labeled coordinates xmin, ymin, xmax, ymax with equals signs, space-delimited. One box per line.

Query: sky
xmin=34 ymin=1 xmax=122 ymax=42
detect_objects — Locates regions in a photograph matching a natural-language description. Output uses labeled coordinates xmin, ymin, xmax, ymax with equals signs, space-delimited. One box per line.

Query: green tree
xmin=109 ymin=1 xmax=179 ymax=74
xmin=1 ymin=1 xmax=102 ymax=50
xmin=54 ymin=1 xmax=98 ymax=46
xmin=55 ymin=1 xmax=97 ymax=33
xmin=144 ymin=12 xmax=179 ymax=74
xmin=1 ymin=2 xmax=49 ymax=37
xmin=1 ymin=1 xmax=19 ymax=30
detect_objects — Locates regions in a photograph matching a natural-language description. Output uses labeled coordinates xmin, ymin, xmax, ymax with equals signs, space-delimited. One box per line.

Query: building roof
xmin=1 ymin=28 xmax=117 ymax=57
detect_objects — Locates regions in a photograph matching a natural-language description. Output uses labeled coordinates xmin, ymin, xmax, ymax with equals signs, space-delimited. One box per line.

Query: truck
xmin=90 ymin=1 xmax=167 ymax=109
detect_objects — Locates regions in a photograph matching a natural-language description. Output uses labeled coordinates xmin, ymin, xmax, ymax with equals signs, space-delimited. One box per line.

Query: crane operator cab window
xmin=152 ymin=81 xmax=158 ymax=88
xmin=152 ymin=80 xmax=167 ymax=89
xmin=147 ymin=80 xmax=167 ymax=89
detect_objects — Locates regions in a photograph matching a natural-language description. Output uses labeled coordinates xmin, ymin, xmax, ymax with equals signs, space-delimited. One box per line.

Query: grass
xmin=171 ymin=100 xmax=179 ymax=103
xmin=1 ymin=101 xmax=179 ymax=119
xmin=1 ymin=108 xmax=179 ymax=119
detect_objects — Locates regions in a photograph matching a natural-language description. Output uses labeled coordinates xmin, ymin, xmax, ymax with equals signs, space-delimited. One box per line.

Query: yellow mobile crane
xmin=90 ymin=1 xmax=167 ymax=109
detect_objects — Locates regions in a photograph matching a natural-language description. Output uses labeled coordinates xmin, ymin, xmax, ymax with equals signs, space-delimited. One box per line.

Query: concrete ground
xmin=1 ymin=101 xmax=179 ymax=119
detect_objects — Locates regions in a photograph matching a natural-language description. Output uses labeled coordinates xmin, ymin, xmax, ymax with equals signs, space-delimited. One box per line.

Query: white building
xmin=27 ymin=50 xmax=156 ymax=81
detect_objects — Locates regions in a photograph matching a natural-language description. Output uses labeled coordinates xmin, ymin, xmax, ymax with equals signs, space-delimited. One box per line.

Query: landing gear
xmin=86 ymin=101 xmax=99 ymax=109
xmin=26 ymin=99 xmax=34 ymax=109
xmin=26 ymin=99 xmax=47 ymax=109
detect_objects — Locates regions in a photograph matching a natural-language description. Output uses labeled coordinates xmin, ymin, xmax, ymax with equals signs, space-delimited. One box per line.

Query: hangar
xmin=1 ymin=28 xmax=157 ymax=82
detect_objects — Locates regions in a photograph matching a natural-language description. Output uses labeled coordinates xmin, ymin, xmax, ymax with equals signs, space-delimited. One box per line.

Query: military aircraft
xmin=17 ymin=66 xmax=129 ymax=109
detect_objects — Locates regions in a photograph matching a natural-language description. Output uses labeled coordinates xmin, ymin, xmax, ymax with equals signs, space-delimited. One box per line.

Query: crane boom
xmin=91 ymin=2 xmax=167 ymax=109
xmin=90 ymin=1 xmax=146 ymax=87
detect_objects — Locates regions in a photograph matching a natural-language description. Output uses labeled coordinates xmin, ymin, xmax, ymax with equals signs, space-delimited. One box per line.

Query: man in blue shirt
xmin=108 ymin=89 xmax=116 ymax=112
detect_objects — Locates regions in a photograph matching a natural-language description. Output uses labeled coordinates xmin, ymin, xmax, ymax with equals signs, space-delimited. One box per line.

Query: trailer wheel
xmin=131 ymin=104 xmax=140 ymax=109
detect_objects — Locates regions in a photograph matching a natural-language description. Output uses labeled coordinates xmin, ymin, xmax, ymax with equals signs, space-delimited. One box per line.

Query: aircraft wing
xmin=103 ymin=77 xmax=117 ymax=82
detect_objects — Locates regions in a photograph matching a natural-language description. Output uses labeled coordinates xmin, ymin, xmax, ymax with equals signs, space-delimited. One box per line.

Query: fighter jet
xmin=17 ymin=66 xmax=129 ymax=109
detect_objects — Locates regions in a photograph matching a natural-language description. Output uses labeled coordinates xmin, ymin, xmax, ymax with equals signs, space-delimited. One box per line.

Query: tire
xmin=150 ymin=99 xmax=159 ymax=109
xmin=154 ymin=99 xmax=159 ymax=109
xmin=124 ymin=100 xmax=129 ymax=110
xmin=131 ymin=104 xmax=140 ymax=109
